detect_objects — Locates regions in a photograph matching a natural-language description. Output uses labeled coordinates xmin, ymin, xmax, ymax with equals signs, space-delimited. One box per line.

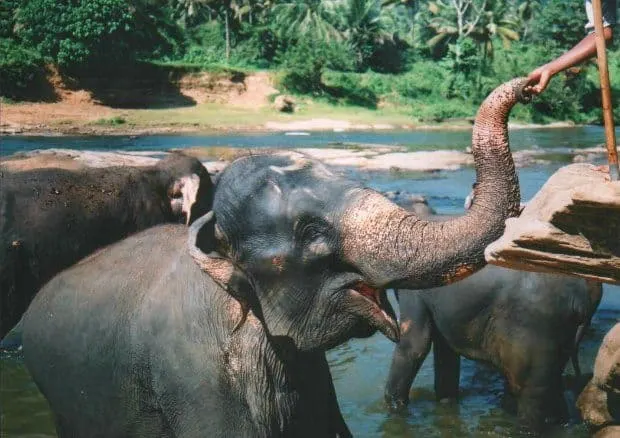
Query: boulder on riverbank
xmin=485 ymin=163 xmax=620 ymax=285
xmin=274 ymin=95 xmax=295 ymax=113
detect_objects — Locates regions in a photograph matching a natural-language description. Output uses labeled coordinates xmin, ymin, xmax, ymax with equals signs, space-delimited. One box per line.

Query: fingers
xmin=524 ymin=71 xmax=541 ymax=94
xmin=524 ymin=66 xmax=553 ymax=95
xmin=535 ymin=71 xmax=551 ymax=94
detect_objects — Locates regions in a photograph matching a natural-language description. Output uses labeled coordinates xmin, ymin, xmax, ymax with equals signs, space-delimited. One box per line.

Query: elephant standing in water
xmin=21 ymin=79 xmax=529 ymax=437
xmin=384 ymin=197 xmax=602 ymax=430
xmin=0 ymin=153 xmax=213 ymax=340
xmin=577 ymin=322 xmax=620 ymax=437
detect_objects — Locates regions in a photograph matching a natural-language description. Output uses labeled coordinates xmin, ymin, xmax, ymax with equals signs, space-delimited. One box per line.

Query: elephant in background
xmin=21 ymin=79 xmax=529 ymax=437
xmin=577 ymin=322 xmax=620 ymax=437
xmin=384 ymin=196 xmax=603 ymax=431
xmin=0 ymin=152 xmax=213 ymax=340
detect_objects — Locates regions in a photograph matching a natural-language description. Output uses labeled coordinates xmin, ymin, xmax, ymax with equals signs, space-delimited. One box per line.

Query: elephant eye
xmin=294 ymin=216 xmax=335 ymax=260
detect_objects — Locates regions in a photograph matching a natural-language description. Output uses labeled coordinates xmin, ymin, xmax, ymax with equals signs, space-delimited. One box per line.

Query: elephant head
xmin=190 ymin=78 xmax=529 ymax=351
xmin=154 ymin=152 xmax=214 ymax=225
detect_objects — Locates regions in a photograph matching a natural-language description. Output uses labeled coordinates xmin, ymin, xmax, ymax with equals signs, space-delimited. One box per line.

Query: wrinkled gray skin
xmin=22 ymin=79 xmax=529 ymax=437
xmin=577 ymin=322 xmax=620 ymax=436
xmin=0 ymin=153 xmax=213 ymax=341
xmin=385 ymin=197 xmax=602 ymax=431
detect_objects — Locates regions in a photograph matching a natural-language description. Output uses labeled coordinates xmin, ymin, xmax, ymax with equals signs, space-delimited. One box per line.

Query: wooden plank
xmin=485 ymin=163 xmax=620 ymax=284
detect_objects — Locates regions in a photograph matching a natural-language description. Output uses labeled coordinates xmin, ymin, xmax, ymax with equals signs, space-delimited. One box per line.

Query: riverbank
xmin=0 ymin=101 xmax=579 ymax=137
xmin=0 ymin=100 xmax=578 ymax=137
xmin=0 ymin=70 xmax=578 ymax=137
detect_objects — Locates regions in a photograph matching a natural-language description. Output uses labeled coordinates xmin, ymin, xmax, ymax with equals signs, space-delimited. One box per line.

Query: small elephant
xmin=21 ymin=78 xmax=529 ymax=437
xmin=0 ymin=152 xmax=213 ymax=339
xmin=384 ymin=198 xmax=603 ymax=431
xmin=577 ymin=322 xmax=620 ymax=435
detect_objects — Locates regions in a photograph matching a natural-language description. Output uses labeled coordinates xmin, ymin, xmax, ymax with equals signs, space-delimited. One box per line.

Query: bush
xmin=93 ymin=116 xmax=126 ymax=125
xmin=276 ymin=39 xmax=356 ymax=95
xmin=229 ymin=25 xmax=279 ymax=68
xmin=0 ymin=0 xmax=19 ymax=38
xmin=411 ymin=98 xmax=476 ymax=122
xmin=322 ymin=71 xmax=378 ymax=108
xmin=394 ymin=62 xmax=450 ymax=99
xmin=0 ymin=38 xmax=48 ymax=100
xmin=182 ymin=22 xmax=226 ymax=65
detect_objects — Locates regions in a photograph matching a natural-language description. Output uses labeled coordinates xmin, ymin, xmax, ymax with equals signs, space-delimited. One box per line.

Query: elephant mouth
xmin=346 ymin=281 xmax=399 ymax=343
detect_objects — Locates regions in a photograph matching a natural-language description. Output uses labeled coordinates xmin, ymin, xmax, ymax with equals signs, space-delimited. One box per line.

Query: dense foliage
xmin=1 ymin=0 xmax=618 ymax=122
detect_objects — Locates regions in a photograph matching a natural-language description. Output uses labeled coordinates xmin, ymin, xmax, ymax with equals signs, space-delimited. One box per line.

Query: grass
xmin=119 ymin=99 xmax=427 ymax=131
xmin=91 ymin=116 xmax=127 ymax=126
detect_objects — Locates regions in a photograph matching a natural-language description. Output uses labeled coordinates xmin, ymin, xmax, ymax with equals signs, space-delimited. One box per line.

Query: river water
xmin=1 ymin=126 xmax=619 ymax=437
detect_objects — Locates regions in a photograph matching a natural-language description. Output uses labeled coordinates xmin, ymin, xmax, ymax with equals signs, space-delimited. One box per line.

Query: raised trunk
xmin=340 ymin=78 xmax=528 ymax=289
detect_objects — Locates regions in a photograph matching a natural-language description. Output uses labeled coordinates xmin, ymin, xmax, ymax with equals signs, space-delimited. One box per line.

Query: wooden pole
xmin=591 ymin=0 xmax=619 ymax=181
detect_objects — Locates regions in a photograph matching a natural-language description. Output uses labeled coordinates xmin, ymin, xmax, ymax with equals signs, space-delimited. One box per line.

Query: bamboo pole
xmin=591 ymin=0 xmax=619 ymax=181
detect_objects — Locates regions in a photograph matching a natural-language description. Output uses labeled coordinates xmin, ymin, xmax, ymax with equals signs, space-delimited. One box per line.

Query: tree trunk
xmin=225 ymin=7 xmax=231 ymax=63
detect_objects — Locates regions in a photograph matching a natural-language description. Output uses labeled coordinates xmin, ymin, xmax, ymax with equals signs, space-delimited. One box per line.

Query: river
xmin=1 ymin=126 xmax=619 ymax=437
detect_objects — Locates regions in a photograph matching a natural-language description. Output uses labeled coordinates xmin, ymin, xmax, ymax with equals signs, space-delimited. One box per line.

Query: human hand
xmin=524 ymin=65 xmax=554 ymax=94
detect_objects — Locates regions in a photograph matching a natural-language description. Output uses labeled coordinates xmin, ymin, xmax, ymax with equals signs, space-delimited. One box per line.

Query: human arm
xmin=525 ymin=27 xmax=613 ymax=94
xmin=525 ymin=0 xmax=615 ymax=94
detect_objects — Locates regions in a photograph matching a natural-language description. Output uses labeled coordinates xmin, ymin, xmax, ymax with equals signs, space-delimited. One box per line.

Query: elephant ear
xmin=188 ymin=211 xmax=253 ymax=332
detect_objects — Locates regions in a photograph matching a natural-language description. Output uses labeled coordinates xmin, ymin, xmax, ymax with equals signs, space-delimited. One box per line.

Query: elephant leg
xmin=514 ymin=364 xmax=567 ymax=432
xmin=384 ymin=300 xmax=431 ymax=411
xmin=432 ymin=329 xmax=460 ymax=401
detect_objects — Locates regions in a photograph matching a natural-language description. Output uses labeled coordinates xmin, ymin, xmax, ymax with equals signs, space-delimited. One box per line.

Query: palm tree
xmin=270 ymin=0 xmax=342 ymax=42
xmin=172 ymin=0 xmax=256 ymax=62
xmin=173 ymin=0 xmax=211 ymax=27
xmin=468 ymin=0 xmax=520 ymax=62
xmin=425 ymin=0 xmax=520 ymax=62
xmin=338 ymin=0 xmax=397 ymax=69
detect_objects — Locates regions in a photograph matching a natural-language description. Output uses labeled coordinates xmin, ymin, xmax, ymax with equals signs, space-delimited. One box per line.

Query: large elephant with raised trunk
xmin=21 ymin=78 xmax=529 ymax=438
xmin=0 ymin=153 xmax=213 ymax=339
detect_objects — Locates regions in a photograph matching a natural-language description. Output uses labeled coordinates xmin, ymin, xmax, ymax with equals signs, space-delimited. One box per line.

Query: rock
xmin=485 ymin=163 xmax=620 ymax=285
xmin=274 ymin=95 xmax=295 ymax=113
xmin=593 ymin=427 xmax=620 ymax=437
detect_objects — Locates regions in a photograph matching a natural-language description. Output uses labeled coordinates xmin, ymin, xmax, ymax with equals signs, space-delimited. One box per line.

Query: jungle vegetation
xmin=1 ymin=0 xmax=618 ymax=123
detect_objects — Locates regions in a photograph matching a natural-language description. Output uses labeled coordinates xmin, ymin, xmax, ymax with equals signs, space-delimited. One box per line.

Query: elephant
xmin=577 ymin=322 xmax=620 ymax=436
xmin=0 ymin=152 xmax=213 ymax=339
xmin=384 ymin=196 xmax=603 ymax=431
xmin=21 ymin=78 xmax=529 ymax=437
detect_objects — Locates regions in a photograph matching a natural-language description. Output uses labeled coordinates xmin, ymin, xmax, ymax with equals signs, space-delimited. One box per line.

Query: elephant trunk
xmin=340 ymin=78 xmax=529 ymax=289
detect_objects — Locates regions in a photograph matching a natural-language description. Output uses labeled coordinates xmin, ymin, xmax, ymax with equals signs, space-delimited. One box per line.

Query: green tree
xmin=528 ymin=0 xmax=583 ymax=50
xmin=16 ymin=0 xmax=178 ymax=70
